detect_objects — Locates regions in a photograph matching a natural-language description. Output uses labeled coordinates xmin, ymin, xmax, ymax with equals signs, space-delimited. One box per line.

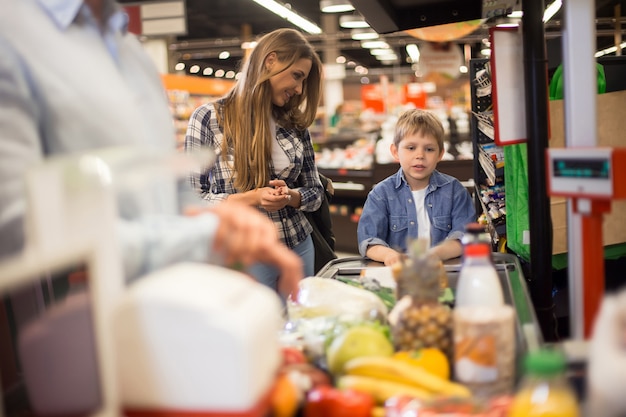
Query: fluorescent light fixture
xmin=361 ymin=40 xmax=389 ymax=49
xmin=370 ymin=48 xmax=393 ymax=55
xmin=595 ymin=42 xmax=626 ymax=57
xmin=339 ymin=14 xmax=369 ymax=29
xmin=543 ymin=0 xmax=562 ymax=22
xmin=351 ymin=28 xmax=378 ymax=40
xmin=506 ymin=1 xmax=562 ymax=22
xmin=320 ymin=0 xmax=354 ymax=13
xmin=241 ymin=41 xmax=258 ymax=49
xmin=496 ymin=21 xmax=519 ymax=28
xmin=406 ymin=44 xmax=420 ymax=63
xmin=376 ymin=54 xmax=398 ymax=61
xmin=253 ymin=0 xmax=322 ymax=34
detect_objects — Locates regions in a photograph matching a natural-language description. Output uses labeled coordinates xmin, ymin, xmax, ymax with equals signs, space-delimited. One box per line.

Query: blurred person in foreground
xmin=185 ymin=28 xmax=324 ymax=293
xmin=357 ymin=108 xmax=476 ymax=266
xmin=0 ymin=0 xmax=302 ymax=298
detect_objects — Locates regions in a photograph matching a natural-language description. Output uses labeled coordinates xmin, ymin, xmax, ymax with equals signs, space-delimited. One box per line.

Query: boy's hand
xmin=366 ymin=245 xmax=405 ymax=267
xmin=383 ymin=251 xmax=404 ymax=267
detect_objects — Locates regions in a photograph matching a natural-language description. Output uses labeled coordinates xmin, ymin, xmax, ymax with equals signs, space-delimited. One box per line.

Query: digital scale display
xmin=547 ymin=148 xmax=624 ymax=198
xmin=552 ymin=158 xmax=610 ymax=179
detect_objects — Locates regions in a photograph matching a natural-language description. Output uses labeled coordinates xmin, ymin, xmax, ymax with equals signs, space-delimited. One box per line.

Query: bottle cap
xmin=462 ymin=223 xmax=492 ymax=248
xmin=465 ymin=222 xmax=487 ymax=234
xmin=524 ymin=349 xmax=567 ymax=376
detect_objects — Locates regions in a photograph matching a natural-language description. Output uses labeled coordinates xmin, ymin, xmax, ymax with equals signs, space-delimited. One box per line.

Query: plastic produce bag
xmin=288 ymin=277 xmax=388 ymax=321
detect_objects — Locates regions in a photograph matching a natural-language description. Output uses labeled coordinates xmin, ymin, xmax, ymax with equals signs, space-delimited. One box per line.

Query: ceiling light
xmin=370 ymin=48 xmax=393 ymax=56
xmin=226 ymin=70 xmax=236 ymax=78
xmin=351 ymin=28 xmax=378 ymax=40
xmin=174 ymin=62 xmax=185 ymax=71
xmin=595 ymin=43 xmax=625 ymax=57
xmin=215 ymin=69 xmax=225 ymax=77
xmin=241 ymin=41 xmax=258 ymax=49
xmin=253 ymin=0 xmax=322 ymax=34
xmin=203 ymin=67 xmax=214 ymax=76
xmin=361 ymin=40 xmax=389 ymax=49
xmin=543 ymin=0 xmax=562 ymax=22
xmin=376 ymin=54 xmax=398 ymax=61
xmin=320 ymin=0 xmax=354 ymax=13
xmin=218 ymin=51 xmax=230 ymax=59
xmin=189 ymin=65 xmax=200 ymax=73
xmin=495 ymin=18 xmax=519 ymax=28
xmin=406 ymin=44 xmax=420 ymax=63
xmin=339 ymin=14 xmax=369 ymax=29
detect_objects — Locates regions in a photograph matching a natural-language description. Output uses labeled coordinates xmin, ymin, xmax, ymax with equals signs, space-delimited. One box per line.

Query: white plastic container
xmin=112 ymin=262 xmax=284 ymax=415
xmin=455 ymin=223 xmax=504 ymax=307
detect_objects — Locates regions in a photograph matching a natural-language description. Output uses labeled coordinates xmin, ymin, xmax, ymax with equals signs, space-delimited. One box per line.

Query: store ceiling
xmin=119 ymin=0 xmax=626 ymax=80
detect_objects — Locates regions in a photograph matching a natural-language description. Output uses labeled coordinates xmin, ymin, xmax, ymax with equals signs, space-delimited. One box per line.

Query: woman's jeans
xmin=247 ymin=234 xmax=314 ymax=293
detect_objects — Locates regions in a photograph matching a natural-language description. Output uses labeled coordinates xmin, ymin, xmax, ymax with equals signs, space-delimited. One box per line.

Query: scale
xmin=547 ymin=147 xmax=626 ymax=337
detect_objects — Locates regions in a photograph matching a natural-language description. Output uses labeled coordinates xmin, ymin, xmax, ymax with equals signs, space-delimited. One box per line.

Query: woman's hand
xmin=258 ymin=185 xmax=291 ymax=212
xmin=258 ymin=179 xmax=297 ymax=211
xmin=186 ymin=201 xmax=303 ymax=298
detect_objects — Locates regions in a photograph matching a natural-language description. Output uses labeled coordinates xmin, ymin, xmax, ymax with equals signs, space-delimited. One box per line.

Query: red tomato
xmin=281 ymin=346 xmax=307 ymax=365
xmin=303 ymin=386 xmax=374 ymax=417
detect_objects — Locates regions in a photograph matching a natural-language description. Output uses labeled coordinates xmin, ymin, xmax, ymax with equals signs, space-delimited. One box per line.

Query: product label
xmin=454 ymin=334 xmax=498 ymax=383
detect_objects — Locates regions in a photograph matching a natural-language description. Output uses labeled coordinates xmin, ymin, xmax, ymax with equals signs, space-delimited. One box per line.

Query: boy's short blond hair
xmin=393 ymin=109 xmax=445 ymax=151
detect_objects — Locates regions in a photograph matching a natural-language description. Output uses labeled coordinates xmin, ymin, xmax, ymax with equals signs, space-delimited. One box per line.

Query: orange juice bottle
xmin=508 ymin=349 xmax=580 ymax=417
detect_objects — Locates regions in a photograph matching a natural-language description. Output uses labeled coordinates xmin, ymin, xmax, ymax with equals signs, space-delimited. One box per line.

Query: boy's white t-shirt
xmin=412 ymin=188 xmax=431 ymax=248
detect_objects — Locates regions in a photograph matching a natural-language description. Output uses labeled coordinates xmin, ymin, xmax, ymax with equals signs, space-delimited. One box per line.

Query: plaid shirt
xmin=185 ymin=100 xmax=323 ymax=249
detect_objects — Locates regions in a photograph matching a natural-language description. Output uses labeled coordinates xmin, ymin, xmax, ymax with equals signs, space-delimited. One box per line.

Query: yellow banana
xmin=337 ymin=374 xmax=432 ymax=404
xmin=371 ymin=406 xmax=386 ymax=417
xmin=343 ymin=356 xmax=471 ymax=398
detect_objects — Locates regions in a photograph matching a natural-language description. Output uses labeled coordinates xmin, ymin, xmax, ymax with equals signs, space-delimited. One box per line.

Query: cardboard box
xmin=549 ymin=90 xmax=626 ymax=254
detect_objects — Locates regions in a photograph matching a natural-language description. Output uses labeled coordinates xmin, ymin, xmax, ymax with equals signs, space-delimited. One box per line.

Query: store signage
xmin=417 ymin=42 xmax=463 ymax=79
xmin=124 ymin=1 xmax=187 ymax=36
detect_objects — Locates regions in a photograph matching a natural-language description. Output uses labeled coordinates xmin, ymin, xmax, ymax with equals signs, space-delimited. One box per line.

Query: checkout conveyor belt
xmin=316 ymin=253 xmax=544 ymax=378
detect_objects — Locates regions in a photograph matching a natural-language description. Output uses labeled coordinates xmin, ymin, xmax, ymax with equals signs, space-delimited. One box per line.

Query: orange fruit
xmin=393 ymin=348 xmax=450 ymax=380
xmin=270 ymin=373 xmax=301 ymax=417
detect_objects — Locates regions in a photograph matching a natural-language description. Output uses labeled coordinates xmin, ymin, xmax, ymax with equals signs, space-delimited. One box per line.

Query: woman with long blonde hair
xmin=186 ymin=28 xmax=324 ymax=292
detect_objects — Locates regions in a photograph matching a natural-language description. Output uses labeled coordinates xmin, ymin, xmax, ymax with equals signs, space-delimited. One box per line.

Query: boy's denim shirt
xmin=357 ymin=167 xmax=476 ymax=257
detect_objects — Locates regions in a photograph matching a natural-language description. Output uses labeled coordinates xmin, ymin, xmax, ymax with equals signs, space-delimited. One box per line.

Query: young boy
xmin=357 ymin=109 xmax=476 ymax=266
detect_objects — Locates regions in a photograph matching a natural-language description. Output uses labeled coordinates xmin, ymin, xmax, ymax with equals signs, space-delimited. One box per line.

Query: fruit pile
xmin=271 ymin=328 xmax=510 ymax=417
xmin=269 ymin=239 xmax=512 ymax=417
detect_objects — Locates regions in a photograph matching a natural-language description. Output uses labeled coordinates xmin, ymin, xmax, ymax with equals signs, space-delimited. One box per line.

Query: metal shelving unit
xmin=470 ymin=58 xmax=506 ymax=249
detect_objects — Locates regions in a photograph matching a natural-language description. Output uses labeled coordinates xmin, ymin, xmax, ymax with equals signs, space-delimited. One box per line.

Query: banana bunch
xmin=336 ymin=356 xmax=471 ymax=404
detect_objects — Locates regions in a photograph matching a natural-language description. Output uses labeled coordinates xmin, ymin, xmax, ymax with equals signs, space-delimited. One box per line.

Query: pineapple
xmin=391 ymin=238 xmax=453 ymax=359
